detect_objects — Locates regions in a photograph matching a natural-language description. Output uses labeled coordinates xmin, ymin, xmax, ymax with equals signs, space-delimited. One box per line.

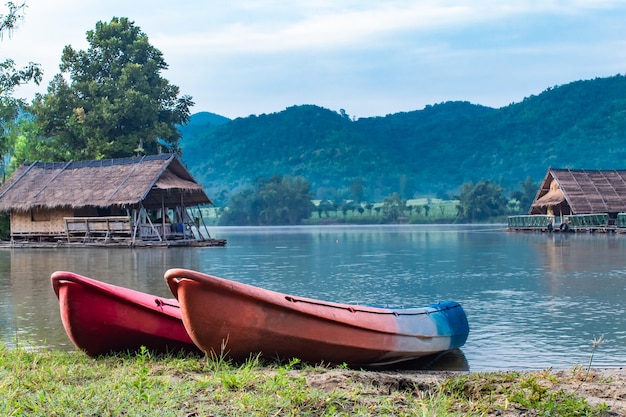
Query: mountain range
xmin=178 ymin=74 xmax=626 ymax=205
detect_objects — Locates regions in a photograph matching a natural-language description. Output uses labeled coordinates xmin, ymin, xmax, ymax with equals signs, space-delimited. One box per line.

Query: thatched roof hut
xmin=0 ymin=153 xmax=211 ymax=211
xmin=530 ymin=168 xmax=626 ymax=215
xmin=0 ymin=154 xmax=220 ymax=245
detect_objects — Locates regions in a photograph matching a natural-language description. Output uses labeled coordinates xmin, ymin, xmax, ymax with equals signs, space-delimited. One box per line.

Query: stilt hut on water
xmin=509 ymin=168 xmax=626 ymax=231
xmin=0 ymin=154 xmax=225 ymax=246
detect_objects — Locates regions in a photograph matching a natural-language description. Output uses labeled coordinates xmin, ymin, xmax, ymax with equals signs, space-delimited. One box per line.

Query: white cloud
xmin=2 ymin=0 xmax=626 ymax=118
xmin=155 ymin=3 xmax=493 ymax=55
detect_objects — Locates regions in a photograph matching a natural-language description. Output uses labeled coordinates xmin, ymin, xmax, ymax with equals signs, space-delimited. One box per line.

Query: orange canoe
xmin=165 ymin=268 xmax=469 ymax=366
xmin=51 ymin=271 xmax=200 ymax=357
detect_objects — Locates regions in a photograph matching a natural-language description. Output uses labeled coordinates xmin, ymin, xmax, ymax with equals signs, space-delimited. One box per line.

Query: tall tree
xmin=0 ymin=1 xmax=42 ymax=180
xmin=509 ymin=176 xmax=539 ymax=214
xmin=349 ymin=178 xmax=364 ymax=203
xmin=0 ymin=1 xmax=42 ymax=239
xmin=220 ymin=175 xmax=314 ymax=226
xmin=31 ymin=17 xmax=193 ymax=160
xmin=455 ymin=180 xmax=508 ymax=222
xmin=382 ymin=192 xmax=407 ymax=223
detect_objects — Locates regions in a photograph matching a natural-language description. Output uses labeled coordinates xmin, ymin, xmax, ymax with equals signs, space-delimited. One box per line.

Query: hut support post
xmin=141 ymin=206 xmax=162 ymax=242
xmin=161 ymin=194 xmax=167 ymax=241
xmin=179 ymin=194 xmax=188 ymax=240
xmin=197 ymin=206 xmax=211 ymax=240
xmin=131 ymin=207 xmax=138 ymax=244
xmin=188 ymin=206 xmax=206 ymax=241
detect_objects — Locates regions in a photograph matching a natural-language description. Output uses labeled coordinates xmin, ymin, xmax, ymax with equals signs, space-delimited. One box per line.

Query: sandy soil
xmin=557 ymin=368 xmax=626 ymax=415
xmin=303 ymin=367 xmax=626 ymax=415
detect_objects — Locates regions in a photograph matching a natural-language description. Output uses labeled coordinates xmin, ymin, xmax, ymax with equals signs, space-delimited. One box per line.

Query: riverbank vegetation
xmin=0 ymin=345 xmax=617 ymax=416
xmin=213 ymin=175 xmax=536 ymax=226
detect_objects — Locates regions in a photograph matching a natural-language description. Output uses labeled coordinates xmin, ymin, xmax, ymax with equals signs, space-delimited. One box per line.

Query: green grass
xmin=0 ymin=345 xmax=612 ymax=416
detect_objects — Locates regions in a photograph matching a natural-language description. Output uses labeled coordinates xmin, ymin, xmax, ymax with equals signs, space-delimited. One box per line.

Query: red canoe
xmin=51 ymin=271 xmax=200 ymax=357
xmin=165 ymin=268 xmax=469 ymax=366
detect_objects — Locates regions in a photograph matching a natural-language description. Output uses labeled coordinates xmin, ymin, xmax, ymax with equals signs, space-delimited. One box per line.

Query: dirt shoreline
xmin=556 ymin=368 xmax=626 ymax=414
xmin=304 ymin=367 xmax=626 ymax=415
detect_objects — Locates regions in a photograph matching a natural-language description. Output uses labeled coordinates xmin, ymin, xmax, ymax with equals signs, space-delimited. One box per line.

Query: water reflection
xmin=1 ymin=225 xmax=625 ymax=371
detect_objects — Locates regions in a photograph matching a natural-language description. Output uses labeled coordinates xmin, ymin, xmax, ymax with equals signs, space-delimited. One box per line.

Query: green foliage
xmin=179 ymin=75 xmax=626 ymax=202
xmin=5 ymin=117 xmax=62 ymax=170
xmin=349 ymin=178 xmax=365 ymax=203
xmin=219 ymin=175 xmax=314 ymax=226
xmin=182 ymin=104 xmax=385 ymax=202
xmin=440 ymin=371 xmax=608 ymax=416
xmin=0 ymin=2 xmax=42 ymax=179
xmin=177 ymin=111 xmax=230 ymax=136
xmin=382 ymin=192 xmax=406 ymax=223
xmin=30 ymin=17 xmax=193 ymax=161
xmin=0 ymin=2 xmax=42 ymax=96
xmin=455 ymin=180 xmax=509 ymax=223
xmin=303 ymin=197 xmax=459 ymax=225
xmin=509 ymin=176 xmax=540 ymax=214
xmin=509 ymin=374 xmax=601 ymax=416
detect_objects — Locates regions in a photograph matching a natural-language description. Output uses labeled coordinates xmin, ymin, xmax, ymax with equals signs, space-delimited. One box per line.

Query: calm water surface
xmin=1 ymin=225 xmax=625 ymax=371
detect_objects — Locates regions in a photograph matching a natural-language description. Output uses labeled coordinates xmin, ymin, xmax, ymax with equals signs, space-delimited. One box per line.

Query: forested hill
xmin=179 ymin=75 xmax=626 ymax=205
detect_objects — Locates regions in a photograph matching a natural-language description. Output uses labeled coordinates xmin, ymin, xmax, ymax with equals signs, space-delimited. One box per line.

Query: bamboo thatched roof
xmin=530 ymin=168 xmax=626 ymax=214
xmin=0 ymin=154 xmax=212 ymax=212
xmin=533 ymin=188 xmax=565 ymax=208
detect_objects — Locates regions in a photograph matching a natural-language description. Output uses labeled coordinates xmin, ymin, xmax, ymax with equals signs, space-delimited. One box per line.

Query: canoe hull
xmin=51 ymin=271 xmax=200 ymax=357
xmin=165 ymin=268 xmax=469 ymax=366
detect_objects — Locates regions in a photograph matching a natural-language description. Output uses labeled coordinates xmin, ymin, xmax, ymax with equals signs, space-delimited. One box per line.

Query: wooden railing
xmin=563 ymin=213 xmax=609 ymax=229
xmin=139 ymin=222 xmax=190 ymax=241
xmin=64 ymin=216 xmax=192 ymax=242
xmin=507 ymin=215 xmax=554 ymax=229
xmin=64 ymin=216 xmax=132 ymax=242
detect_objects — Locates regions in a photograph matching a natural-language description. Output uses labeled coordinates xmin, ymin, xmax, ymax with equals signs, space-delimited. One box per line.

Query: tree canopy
xmin=455 ymin=180 xmax=509 ymax=223
xmin=31 ymin=17 xmax=193 ymax=161
xmin=219 ymin=175 xmax=314 ymax=226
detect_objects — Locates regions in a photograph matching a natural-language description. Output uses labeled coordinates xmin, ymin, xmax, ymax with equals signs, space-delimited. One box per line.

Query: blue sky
xmin=3 ymin=1 xmax=626 ymax=119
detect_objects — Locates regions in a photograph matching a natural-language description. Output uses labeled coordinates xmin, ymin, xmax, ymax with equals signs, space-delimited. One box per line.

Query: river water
xmin=1 ymin=225 xmax=625 ymax=371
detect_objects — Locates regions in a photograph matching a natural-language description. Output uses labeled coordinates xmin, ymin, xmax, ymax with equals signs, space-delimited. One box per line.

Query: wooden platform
xmin=6 ymin=215 xmax=227 ymax=248
xmin=1 ymin=238 xmax=227 ymax=249
xmin=64 ymin=216 xmax=132 ymax=242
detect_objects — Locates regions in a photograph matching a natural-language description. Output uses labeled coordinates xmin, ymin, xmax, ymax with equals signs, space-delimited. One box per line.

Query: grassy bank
xmin=0 ymin=345 xmax=617 ymax=416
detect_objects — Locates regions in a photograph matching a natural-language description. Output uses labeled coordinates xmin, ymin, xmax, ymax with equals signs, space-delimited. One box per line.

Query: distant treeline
xmin=214 ymin=174 xmax=537 ymax=226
